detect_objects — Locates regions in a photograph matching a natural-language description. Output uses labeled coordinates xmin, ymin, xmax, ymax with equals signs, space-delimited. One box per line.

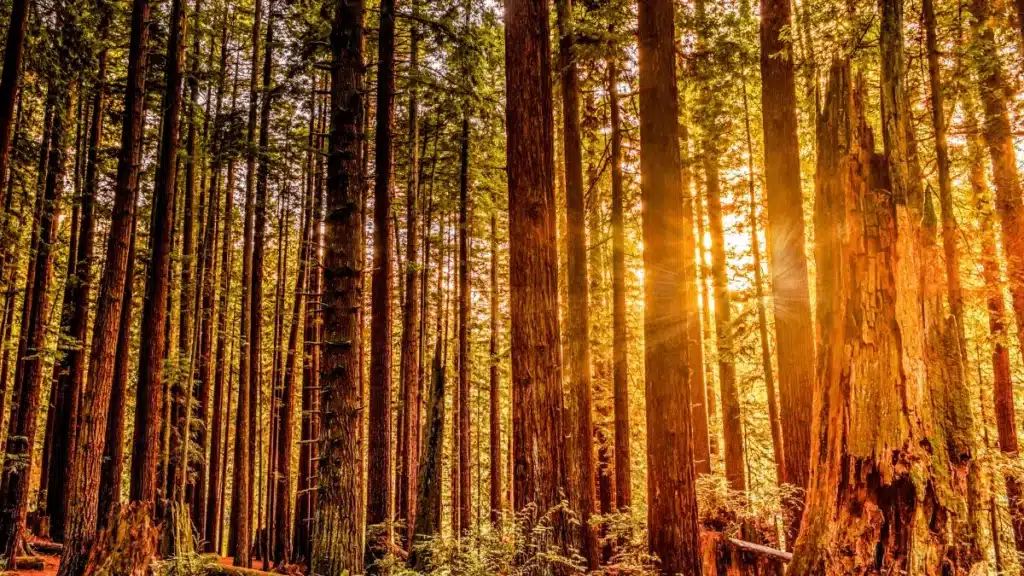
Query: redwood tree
xmin=637 ymin=0 xmax=702 ymax=572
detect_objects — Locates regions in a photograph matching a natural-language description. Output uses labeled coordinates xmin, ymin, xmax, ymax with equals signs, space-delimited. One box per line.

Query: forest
xmin=0 ymin=0 xmax=1020 ymax=569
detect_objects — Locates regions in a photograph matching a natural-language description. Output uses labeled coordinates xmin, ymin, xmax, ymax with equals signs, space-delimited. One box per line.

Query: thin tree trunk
xmin=555 ymin=0 xmax=598 ymax=565
xmin=367 ymin=0 xmax=396 ymax=567
xmin=742 ymin=74 xmax=784 ymax=486
xmin=399 ymin=3 xmax=421 ymax=547
xmin=0 ymin=74 xmax=71 ymax=560
xmin=488 ymin=192 xmax=501 ymax=526
xmin=637 ymin=0 xmax=702 ymax=571
xmin=229 ymin=0 xmax=263 ymax=560
xmin=313 ymin=0 xmax=366 ymax=570
xmin=607 ymin=57 xmax=631 ymax=511
xmin=457 ymin=111 xmax=472 ymax=537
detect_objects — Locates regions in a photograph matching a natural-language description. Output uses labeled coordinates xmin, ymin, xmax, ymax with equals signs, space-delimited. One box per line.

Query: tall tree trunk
xmin=59 ymin=0 xmax=151 ymax=564
xmin=457 ymin=111 xmax=472 ymax=537
xmin=313 ymin=0 xmax=366 ymax=570
xmin=697 ymin=0 xmax=745 ymax=493
xmin=607 ymin=57 xmax=632 ymax=511
xmin=695 ymin=180 xmax=718 ymax=458
xmin=759 ymin=0 xmax=813 ymax=509
xmin=967 ymin=4 xmax=1024 ymax=552
xmin=704 ymin=152 xmax=746 ymax=492
xmin=555 ymin=0 xmax=598 ymax=565
xmin=504 ymin=0 xmax=568 ymax=544
xmin=229 ymin=0 xmax=262 ymax=560
xmin=0 ymin=72 xmax=71 ymax=560
xmin=136 ymin=0 xmax=185 ymax=524
xmin=399 ymin=5 xmax=421 ymax=546
xmin=680 ymin=115 xmax=712 ymax=478
xmin=790 ymin=60 xmax=974 ymax=576
xmin=488 ymin=192 xmax=502 ymax=526
xmin=367 ymin=0 xmax=396 ymax=567
xmin=203 ymin=14 xmax=234 ymax=552
xmin=637 ymin=0 xmax=702 ymax=572
xmin=743 ymin=75 xmax=784 ymax=486
xmin=0 ymin=0 xmax=28 ymax=209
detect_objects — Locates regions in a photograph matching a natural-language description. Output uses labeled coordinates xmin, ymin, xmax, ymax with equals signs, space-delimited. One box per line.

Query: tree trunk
xmin=0 ymin=0 xmax=28 ymax=209
xmin=229 ymin=0 xmax=262 ymax=561
xmin=135 ymin=0 xmax=185 ymax=526
xmin=759 ymin=0 xmax=813 ymax=509
xmin=789 ymin=61 xmax=974 ymax=575
xmin=489 ymin=192 xmax=502 ymax=526
xmin=607 ymin=57 xmax=632 ymax=511
xmin=399 ymin=5 xmax=421 ymax=547
xmin=504 ymin=0 xmax=568 ymax=543
xmin=695 ymin=180 xmax=719 ymax=459
xmin=59 ymin=0 xmax=151 ymax=564
xmin=312 ymin=0 xmax=365 ymax=570
xmin=637 ymin=0 xmax=702 ymax=571
xmin=457 ymin=110 xmax=472 ymax=537
xmin=743 ymin=75 xmax=784 ymax=487
xmin=204 ymin=15 xmax=236 ymax=553
xmin=411 ymin=336 xmax=446 ymax=569
xmin=555 ymin=0 xmax=598 ymax=565
xmin=0 ymin=74 xmax=71 ymax=560
xmin=367 ymin=0 xmax=396 ymax=568
xmin=680 ymin=116 xmax=712 ymax=478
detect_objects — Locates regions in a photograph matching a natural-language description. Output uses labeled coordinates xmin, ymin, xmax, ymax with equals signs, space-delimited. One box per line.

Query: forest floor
xmin=5 ymin=545 xmax=273 ymax=575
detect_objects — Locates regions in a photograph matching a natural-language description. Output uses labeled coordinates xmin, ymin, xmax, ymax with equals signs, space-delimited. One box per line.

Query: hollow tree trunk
xmin=789 ymin=61 xmax=975 ymax=575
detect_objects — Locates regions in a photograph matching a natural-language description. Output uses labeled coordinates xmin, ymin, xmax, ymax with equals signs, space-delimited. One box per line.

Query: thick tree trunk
xmin=59 ymin=0 xmax=151 ymax=566
xmin=312 ymin=0 xmax=365 ymax=571
xmin=607 ymin=58 xmax=632 ymax=511
xmin=0 ymin=75 xmax=71 ymax=560
xmin=790 ymin=61 xmax=974 ymax=575
xmin=399 ymin=7 xmax=421 ymax=547
xmin=637 ymin=0 xmax=702 ymax=571
xmin=366 ymin=0 xmax=396 ymax=568
xmin=555 ymin=0 xmax=598 ymax=566
xmin=504 ymin=0 xmax=568 ymax=544
xmin=759 ymin=0 xmax=813 ymax=509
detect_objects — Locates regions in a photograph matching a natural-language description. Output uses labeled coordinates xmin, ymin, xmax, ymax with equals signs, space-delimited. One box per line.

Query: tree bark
xmin=504 ymin=0 xmax=568 ymax=541
xmin=411 ymin=336 xmax=446 ymax=569
xmin=759 ymin=0 xmax=813 ymax=508
xmin=457 ymin=110 xmax=472 ymax=537
xmin=0 ymin=0 xmax=28 ymax=209
xmin=367 ymin=0 xmax=396 ymax=568
xmin=637 ymin=0 xmax=702 ymax=571
xmin=555 ymin=0 xmax=598 ymax=566
xmin=489 ymin=191 xmax=502 ymax=526
xmin=0 ymin=74 xmax=71 ymax=561
xmin=59 ymin=0 xmax=151 ymax=564
xmin=607 ymin=57 xmax=632 ymax=511
xmin=312 ymin=0 xmax=365 ymax=570
xmin=399 ymin=5 xmax=421 ymax=547
xmin=789 ymin=61 xmax=974 ymax=575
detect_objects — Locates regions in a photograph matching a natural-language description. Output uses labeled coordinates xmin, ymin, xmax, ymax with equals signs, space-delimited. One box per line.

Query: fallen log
xmin=206 ymin=564 xmax=279 ymax=576
xmin=727 ymin=538 xmax=792 ymax=563
xmin=13 ymin=556 xmax=46 ymax=570
xmin=28 ymin=540 xmax=64 ymax=555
